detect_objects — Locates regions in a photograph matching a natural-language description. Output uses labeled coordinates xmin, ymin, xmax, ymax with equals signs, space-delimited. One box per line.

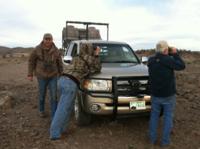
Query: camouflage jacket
xmin=28 ymin=42 xmax=63 ymax=78
xmin=62 ymin=43 xmax=101 ymax=84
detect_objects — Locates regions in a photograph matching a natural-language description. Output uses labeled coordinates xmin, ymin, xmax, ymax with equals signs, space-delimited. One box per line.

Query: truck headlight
xmin=83 ymin=79 xmax=112 ymax=92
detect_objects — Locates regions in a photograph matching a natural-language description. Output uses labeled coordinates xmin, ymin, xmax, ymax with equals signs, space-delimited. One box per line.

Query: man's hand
xmin=95 ymin=46 xmax=101 ymax=56
xmin=27 ymin=76 xmax=33 ymax=81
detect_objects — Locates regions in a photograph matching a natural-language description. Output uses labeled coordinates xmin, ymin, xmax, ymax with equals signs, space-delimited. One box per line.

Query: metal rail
xmin=66 ymin=21 xmax=109 ymax=41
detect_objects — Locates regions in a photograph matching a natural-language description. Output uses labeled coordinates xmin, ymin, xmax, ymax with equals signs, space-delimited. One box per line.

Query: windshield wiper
xmin=111 ymin=60 xmax=138 ymax=63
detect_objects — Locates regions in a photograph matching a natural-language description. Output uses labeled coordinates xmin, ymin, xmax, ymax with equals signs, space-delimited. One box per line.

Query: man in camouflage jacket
xmin=50 ymin=43 xmax=101 ymax=140
xmin=27 ymin=33 xmax=63 ymax=118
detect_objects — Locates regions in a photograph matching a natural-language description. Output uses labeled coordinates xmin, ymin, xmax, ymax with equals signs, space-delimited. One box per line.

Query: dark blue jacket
xmin=148 ymin=53 xmax=185 ymax=97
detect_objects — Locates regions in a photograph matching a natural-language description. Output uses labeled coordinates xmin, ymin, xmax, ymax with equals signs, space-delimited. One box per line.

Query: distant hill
xmin=0 ymin=46 xmax=12 ymax=55
xmin=0 ymin=46 xmax=34 ymax=55
xmin=12 ymin=47 xmax=34 ymax=53
xmin=0 ymin=46 xmax=11 ymax=51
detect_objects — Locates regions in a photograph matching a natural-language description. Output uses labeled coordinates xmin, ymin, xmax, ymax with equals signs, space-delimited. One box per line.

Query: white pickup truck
xmin=62 ymin=21 xmax=151 ymax=125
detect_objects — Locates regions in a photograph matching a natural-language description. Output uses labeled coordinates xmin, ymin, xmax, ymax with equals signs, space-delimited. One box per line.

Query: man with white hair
xmin=148 ymin=40 xmax=185 ymax=146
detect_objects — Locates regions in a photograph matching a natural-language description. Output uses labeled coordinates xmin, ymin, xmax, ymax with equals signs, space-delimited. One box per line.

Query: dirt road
xmin=0 ymin=52 xmax=199 ymax=149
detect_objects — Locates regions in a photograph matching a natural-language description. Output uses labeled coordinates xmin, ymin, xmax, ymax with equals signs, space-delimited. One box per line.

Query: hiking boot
xmin=50 ymin=137 xmax=60 ymax=141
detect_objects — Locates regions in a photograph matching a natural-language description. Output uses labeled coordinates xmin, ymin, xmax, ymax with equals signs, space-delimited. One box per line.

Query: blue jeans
xmin=149 ymin=95 xmax=176 ymax=146
xmin=50 ymin=76 xmax=77 ymax=139
xmin=37 ymin=77 xmax=58 ymax=118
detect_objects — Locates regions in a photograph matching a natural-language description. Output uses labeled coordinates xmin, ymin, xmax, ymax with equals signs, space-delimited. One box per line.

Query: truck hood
xmin=92 ymin=63 xmax=148 ymax=79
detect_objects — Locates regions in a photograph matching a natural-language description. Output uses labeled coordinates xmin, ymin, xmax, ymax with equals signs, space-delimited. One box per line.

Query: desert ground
xmin=0 ymin=49 xmax=199 ymax=149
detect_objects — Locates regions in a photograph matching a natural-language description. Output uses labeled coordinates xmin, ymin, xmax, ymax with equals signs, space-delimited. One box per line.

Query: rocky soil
xmin=0 ymin=51 xmax=199 ymax=149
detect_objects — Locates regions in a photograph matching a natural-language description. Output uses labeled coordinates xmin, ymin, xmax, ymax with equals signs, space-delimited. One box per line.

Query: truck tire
xmin=74 ymin=92 xmax=92 ymax=126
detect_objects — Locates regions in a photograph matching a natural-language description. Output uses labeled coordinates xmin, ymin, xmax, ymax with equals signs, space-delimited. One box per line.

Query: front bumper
xmin=81 ymin=76 xmax=150 ymax=117
xmin=84 ymin=94 xmax=151 ymax=115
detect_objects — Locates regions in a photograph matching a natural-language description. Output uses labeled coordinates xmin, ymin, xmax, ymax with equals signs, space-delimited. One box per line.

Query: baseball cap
xmin=43 ymin=33 xmax=53 ymax=40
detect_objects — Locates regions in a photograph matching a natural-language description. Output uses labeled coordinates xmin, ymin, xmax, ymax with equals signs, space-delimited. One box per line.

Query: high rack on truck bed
xmin=62 ymin=21 xmax=109 ymax=49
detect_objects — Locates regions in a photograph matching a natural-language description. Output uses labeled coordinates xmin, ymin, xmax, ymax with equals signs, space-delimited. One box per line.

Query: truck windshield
xmin=95 ymin=44 xmax=139 ymax=63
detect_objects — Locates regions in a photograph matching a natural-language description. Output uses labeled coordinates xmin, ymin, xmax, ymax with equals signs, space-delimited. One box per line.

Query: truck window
xmin=71 ymin=44 xmax=78 ymax=57
xmin=95 ymin=44 xmax=139 ymax=63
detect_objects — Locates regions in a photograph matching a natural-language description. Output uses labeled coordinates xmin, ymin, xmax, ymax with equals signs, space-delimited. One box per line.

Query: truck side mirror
xmin=141 ymin=56 xmax=148 ymax=64
xmin=63 ymin=56 xmax=72 ymax=65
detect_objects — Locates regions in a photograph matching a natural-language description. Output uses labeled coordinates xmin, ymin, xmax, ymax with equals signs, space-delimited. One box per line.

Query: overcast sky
xmin=0 ymin=0 xmax=200 ymax=50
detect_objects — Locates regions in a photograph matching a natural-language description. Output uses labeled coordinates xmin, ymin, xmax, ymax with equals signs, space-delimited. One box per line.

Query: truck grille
xmin=112 ymin=76 xmax=150 ymax=96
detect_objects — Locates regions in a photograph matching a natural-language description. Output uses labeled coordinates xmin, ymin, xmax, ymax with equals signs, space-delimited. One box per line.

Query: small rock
xmin=0 ymin=94 xmax=15 ymax=110
xmin=23 ymin=129 xmax=29 ymax=133
xmin=193 ymin=130 xmax=200 ymax=137
xmin=128 ymin=144 xmax=136 ymax=149
xmin=32 ymin=104 xmax=37 ymax=109
xmin=31 ymin=131 xmax=39 ymax=137
xmin=108 ymin=130 xmax=113 ymax=136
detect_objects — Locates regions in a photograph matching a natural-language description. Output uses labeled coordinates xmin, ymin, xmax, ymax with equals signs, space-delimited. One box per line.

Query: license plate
xmin=130 ymin=101 xmax=146 ymax=110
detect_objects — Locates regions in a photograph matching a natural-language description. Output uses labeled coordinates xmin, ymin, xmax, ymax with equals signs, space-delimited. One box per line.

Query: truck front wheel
xmin=74 ymin=92 xmax=92 ymax=126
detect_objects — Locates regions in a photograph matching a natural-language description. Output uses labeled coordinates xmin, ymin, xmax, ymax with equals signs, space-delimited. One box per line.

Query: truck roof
xmin=70 ymin=39 xmax=128 ymax=45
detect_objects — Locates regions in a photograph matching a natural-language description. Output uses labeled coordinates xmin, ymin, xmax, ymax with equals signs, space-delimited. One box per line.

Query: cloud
xmin=0 ymin=0 xmax=112 ymax=47
xmin=0 ymin=0 xmax=199 ymax=50
xmin=109 ymin=0 xmax=200 ymax=50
